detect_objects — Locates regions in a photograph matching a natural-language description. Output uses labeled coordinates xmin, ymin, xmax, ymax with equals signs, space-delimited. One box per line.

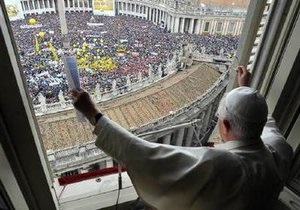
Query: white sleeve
xmin=261 ymin=115 xmax=293 ymax=181
xmin=261 ymin=116 xmax=285 ymax=142
xmin=93 ymin=117 xmax=215 ymax=209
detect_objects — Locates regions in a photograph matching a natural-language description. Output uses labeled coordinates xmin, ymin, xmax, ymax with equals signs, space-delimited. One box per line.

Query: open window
xmin=2 ymin=0 xmax=300 ymax=209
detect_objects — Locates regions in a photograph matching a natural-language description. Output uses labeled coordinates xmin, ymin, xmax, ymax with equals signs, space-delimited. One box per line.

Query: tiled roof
xmin=37 ymin=64 xmax=220 ymax=150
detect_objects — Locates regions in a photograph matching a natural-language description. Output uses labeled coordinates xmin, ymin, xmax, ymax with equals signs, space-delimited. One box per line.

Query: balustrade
xmin=33 ymin=57 xmax=178 ymax=115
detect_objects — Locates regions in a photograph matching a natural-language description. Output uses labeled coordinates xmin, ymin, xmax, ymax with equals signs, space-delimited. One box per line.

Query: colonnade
xmin=20 ymin=0 xmax=93 ymax=14
xmin=20 ymin=0 xmax=56 ymax=14
xmin=19 ymin=0 xmax=244 ymax=35
xmin=116 ymin=0 xmax=245 ymax=35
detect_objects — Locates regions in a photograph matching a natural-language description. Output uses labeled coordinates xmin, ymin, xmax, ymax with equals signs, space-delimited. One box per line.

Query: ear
xmin=219 ymin=118 xmax=231 ymax=135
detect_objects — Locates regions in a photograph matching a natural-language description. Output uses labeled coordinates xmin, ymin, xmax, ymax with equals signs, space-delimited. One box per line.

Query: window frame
xmin=0 ymin=2 xmax=59 ymax=209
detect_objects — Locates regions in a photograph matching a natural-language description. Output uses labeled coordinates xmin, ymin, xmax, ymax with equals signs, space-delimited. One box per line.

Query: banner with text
xmin=93 ymin=0 xmax=115 ymax=16
xmin=4 ymin=0 xmax=24 ymax=21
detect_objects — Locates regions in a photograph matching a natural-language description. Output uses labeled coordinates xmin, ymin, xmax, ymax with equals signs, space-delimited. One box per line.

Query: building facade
xmin=18 ymin=0 xmax=245 ymax=35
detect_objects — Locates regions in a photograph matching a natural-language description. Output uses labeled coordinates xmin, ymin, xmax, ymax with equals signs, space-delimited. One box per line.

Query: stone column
xmin=37 ymin=0 xmax=41 ymax=10
xmin=57 ymin=0 xmax=68 ymax=46
xmin=167 ymin=14 xmax=171 ymax=31
xmin=238 ymin=21 xmax=244 ymax=35
xmin=233 ymin=20 xmax=239 ymax=36
xmin=185 ymin=126 xmax=194 ymax=146
xmin=152 ymin=9 xmax=155 ymax=23
xmin=72 ymin=0 xmax=75 ymax=10
xmin=175 ymin=128 xmax=185 ymax=146
xmin=170 ymin=15 xmax=173 ymax=31
xmin=67 ymin=0 xmax=70 ymax=9
xmin=146 ymin=6 xmax=149 ymax=20
xmin=225 ymin=20 xmax=230 ymax=35
xmin=47 ymin=0 xmax=50 ymax=9
xmin=221 ymin=20 xmax=226 ymax=35
xmin=241 ymin=22 xmax=244 ymax=34
xmin=32 ymin=0 xmax=36 ymax=10
xmin=159 ymin=10 xmax=165 ymax=22
xmin=20 ymin=1 xmax=24 ymax=11
xmin=201 ymin=20 xmax=206 ymax=34
xmin=152 ymin=8 xmax=155 ymax=21
xmin=156 ymin=9 xmax=159 ymax=24
xmin=180 ymin=17 xmax=185 ymax=33
xmin=163 ymin=134 xmax=171 ymax=144
xmin=189 ymin=18 xmax=194 ymax=34
xmin=41 ymin=0 xmax=45 ymax=10
xmin=195 ymin=19 xmax=201 ymax=34
xmin=52 ymin=0 xmax=56 ymax=11
xmin=29 ymin=0 xmax=32 ymax=11
xmin=220 ymin=20 xmax=224 ymax=35
xmin=174 ymin=17 xmax=179 ymax=33
xmin=158 ymin=9 xmax=161 ymax=24
xmin=210 ymin=20 xmax=215 ymax=34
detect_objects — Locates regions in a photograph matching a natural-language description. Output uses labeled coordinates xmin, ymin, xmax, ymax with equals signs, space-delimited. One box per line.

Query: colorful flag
xmin=35 ymin=37 xmax=40 ymax=52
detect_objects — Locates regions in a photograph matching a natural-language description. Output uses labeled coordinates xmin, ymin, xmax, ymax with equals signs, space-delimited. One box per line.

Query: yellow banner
xmin=93 ymin=0 xmax=115 ymax=16
xmin=35 ymin=37 xmax=40 ymax=52
xmin=4 ymin=0 xmax=24 ymax=20
xmin=94 ymin=0 xmax=113 ymax=11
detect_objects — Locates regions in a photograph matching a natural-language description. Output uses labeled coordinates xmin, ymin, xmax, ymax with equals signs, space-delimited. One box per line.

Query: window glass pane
xmin=4 ymin=0 xmax=251 ymax=207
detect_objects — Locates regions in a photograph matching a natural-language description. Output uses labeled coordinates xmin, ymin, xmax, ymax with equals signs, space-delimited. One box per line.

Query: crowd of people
xmin=10 ymin=12 xmax=239 ymax=104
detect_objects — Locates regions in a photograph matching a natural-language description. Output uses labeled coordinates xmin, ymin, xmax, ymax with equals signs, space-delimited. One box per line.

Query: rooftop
xmin=37 ymin=63 xmax=221 ymax=150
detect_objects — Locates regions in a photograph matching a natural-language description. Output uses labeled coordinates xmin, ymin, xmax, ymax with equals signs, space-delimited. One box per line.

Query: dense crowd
xmin=10 ymin=12 xmax=239 ymax=104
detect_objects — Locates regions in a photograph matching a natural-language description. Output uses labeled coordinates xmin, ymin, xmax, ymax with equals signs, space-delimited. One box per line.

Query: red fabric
xmin=58 ymin=166 xmax=126 ymax=185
